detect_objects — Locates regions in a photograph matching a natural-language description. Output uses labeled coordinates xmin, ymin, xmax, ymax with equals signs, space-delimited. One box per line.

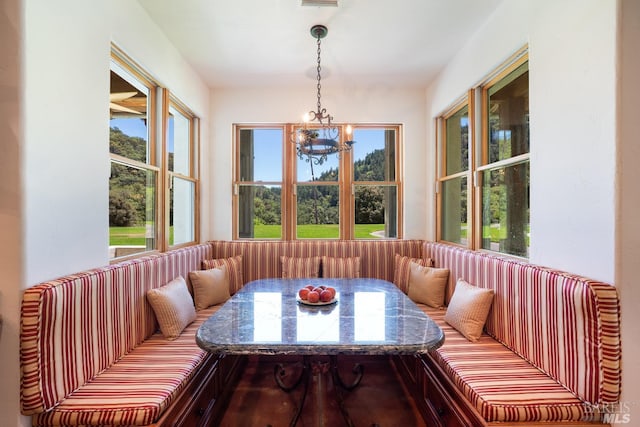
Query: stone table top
xmin=196 ymin=278 xmax=444 ymax=356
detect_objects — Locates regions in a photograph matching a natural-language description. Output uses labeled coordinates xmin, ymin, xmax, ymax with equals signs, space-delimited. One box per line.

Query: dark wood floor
xmin=218 ymin=355 xmax=427 ymax=427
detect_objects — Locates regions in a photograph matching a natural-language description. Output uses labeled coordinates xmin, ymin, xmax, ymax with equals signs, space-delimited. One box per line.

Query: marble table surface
xmin=196 ymin=278 xmax=444 ymax=356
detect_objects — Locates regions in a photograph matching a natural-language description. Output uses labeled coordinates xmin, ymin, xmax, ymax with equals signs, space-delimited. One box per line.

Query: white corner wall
xmin=426 ymin=0 xmax=617 ymax=283
xmin=23 ymin=0 xmax=210 ymax=287
xmin=23 ymin=0 xmax=112 ymax=285
xmin=208 ymin=85 xmax=428 ymax=240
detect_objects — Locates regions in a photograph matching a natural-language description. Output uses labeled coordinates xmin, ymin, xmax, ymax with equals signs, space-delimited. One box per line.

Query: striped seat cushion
xmin=32 ymin=307 xmax=219 ymax=426
xmin=421 ymin=306 xmax=587 ymax=423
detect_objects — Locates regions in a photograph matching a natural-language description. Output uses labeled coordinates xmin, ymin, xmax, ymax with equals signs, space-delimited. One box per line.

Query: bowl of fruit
xmin=297 ymin=284 xmax=337 ymax=306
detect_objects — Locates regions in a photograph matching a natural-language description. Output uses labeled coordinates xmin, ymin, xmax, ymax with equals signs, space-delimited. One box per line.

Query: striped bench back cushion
xmin=423 ymin=242 xmax=621 ymax=405
xmin=208 ymin=240 xmax=424 ymax=285
xmin=20 ymin=244 xmax=212 ymax=415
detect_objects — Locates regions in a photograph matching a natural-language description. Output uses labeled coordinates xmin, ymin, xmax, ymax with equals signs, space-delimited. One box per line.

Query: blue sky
xmin=110 ymin=117 xmax=175 ymax=152
xmin=252 ymin=127 xmax=387 ymax=182
xmin=110 ymin=120 xmax=388 ymax=180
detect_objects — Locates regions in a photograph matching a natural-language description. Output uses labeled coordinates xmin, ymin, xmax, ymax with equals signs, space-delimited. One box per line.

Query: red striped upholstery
xmin=32 ymin=307 xmax=218 ymax=426
xmin=421 ymin=306 xmax=587 ymax=422
xmin=208 ymin=240 xmax=424 ymax=285
xmin=392 ymin=254 xmax=433 ymax=294
xmin=321 ymin=256 xmax=361 ymax=278
xmin=423 ymin=242 xmax=621 ymax=407
xmin=20 ymin=244 xmax=213 ymax=417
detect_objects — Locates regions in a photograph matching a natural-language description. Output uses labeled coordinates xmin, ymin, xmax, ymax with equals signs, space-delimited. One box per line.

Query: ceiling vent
xmin=301 ymin=0 xmax=338 ymax=6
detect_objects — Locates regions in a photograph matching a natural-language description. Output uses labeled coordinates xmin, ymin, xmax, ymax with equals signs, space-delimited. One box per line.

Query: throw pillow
xmin=201 ymin=255 xmax=244 ymax=295
xmin=393 ymin=254 xmax=433 ymax=294
xmin=281 ymin=256 xmax=321 ymax=278
xmin=321 ymin=256 xmax=361 ymax=278
xmin=188 ymin=265 xmax=231 ymax=311
xmin=146 ymin=276 xmax=197 ymax=340
xmin=407 ymin=262 xmax=449 ymax=308
xmin=444 ymin=278 xmax=495 ymax=342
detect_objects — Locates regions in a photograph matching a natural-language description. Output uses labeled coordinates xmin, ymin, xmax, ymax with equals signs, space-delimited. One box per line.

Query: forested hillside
xmin=255 ymin=149 xmax=387 ymax=226
xmin=110 ymin=127 xmax=388 ymax=228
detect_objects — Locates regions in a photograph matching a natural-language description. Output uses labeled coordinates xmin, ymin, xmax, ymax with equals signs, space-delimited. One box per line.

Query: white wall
xmin=22 ymin=0 xmax=210 ymax=286
xmin=208 ymin=85 xmax=428 ymax=240
xmin=426 ymin=0 xmax=617 ymax=282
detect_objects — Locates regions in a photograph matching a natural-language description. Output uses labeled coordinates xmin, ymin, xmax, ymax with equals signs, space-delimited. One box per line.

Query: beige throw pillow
xmin=407 ymin=262 xmax=449 ymax=308
xmin=201 ymin=255 xmax=244 ymax=295
xmin=393 ymin=254 xmax=433 ymax=294
xmin=281 ymin=256 xmax=321 ymax=278
xmin=146 ymin=276 xmax=197 ymax=340
xmin=321 ymin=256 xmax=361 ymax=278
xmin=444 ymin=278 xmax=495 ymax=342
xmin=189 ymin=265 xmax=231 ymax=311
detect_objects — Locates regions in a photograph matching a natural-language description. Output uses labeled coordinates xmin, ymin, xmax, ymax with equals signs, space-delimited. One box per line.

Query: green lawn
xmin=110 ymin=226 xmax=146 ymax=245
xmin=110 ymin=223 xmax=386 ymax=243
xmin=110 ymin=226 xmax=174 ymax=245
xmin=250 ymin=224 xmax=385 ymax=239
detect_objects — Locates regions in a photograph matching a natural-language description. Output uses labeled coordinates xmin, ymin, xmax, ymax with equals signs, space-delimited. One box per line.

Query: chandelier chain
xmin=316 ymin=35 xmax=322 ymax=118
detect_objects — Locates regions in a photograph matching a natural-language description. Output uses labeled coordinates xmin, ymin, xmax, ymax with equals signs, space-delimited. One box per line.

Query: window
xmin=167 ymin=101 xmax=198 ymax=247
xmin=437 ymin=101 xmax=470 ymax=246
xmin=352 ymin=128 xmax=399 ymax=239
xmin=109 ymin=47 xmax=198 ymax=259
xmin=479 ymin=59 xmax=529 ymax=257
xmin=236 ymin=127 xmax=283 ymax=239
xmin=233 ymin=124 xmax=402 ymax=240
xmin=436 ymin=48 xmax=528 ymax=258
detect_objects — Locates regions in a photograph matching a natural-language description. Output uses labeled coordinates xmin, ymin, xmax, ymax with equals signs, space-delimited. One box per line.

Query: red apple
xmin=325 ymin=287 xmax=336 ymax=298
xmin=305 ymin=285 xmax=315 ymax=291
xmin=299 ymin=288 xmax=310 ymax=300
xmin=320 ymin=289 xmax=333 ymax=302
xmin=307 ymin=290 xmax=320 ymax=303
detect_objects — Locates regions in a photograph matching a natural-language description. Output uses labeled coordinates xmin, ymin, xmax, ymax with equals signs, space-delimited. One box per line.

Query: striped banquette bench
xmin=395 ymin=241 xmax=622 ymax=427
xmin=20 ymin=238 xmax=621 ymax=426
xmin=19 ymin=243 xmax=245 ymax=427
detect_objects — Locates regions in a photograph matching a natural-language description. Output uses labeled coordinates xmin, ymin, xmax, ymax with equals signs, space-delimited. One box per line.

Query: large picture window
xmin=233 ymin=124 xmax=402 ymax=240
xmin=109 ymin=47 xmax=199 ymax=259
xmin=436 ymin=48 xmax=528 ymax=258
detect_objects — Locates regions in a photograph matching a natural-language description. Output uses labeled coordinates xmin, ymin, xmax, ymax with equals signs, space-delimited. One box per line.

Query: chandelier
xmin=293 ymin=25 xmax=354 ymax=165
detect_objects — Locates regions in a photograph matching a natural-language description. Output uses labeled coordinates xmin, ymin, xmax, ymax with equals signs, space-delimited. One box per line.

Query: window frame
xmin=165 ymin=95 xmax=200 ymax=250
xmin=436 ymin=94 xmax=474 ymax=247
xmin=109 ymin=45 xmax=200 ymax=261
xmin=232 ymin=123 xmax=403 ymax=240
xmin=436 ymin=46 xmax=529 ymax=258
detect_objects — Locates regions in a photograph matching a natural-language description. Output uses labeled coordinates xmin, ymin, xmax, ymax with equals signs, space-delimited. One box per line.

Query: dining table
xmin=196 ymin=277 xmax=444 ymax=427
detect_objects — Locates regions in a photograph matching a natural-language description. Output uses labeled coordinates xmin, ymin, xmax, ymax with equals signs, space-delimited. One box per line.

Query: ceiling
xmin=137 ymin=0 xmax=503 ymax=89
